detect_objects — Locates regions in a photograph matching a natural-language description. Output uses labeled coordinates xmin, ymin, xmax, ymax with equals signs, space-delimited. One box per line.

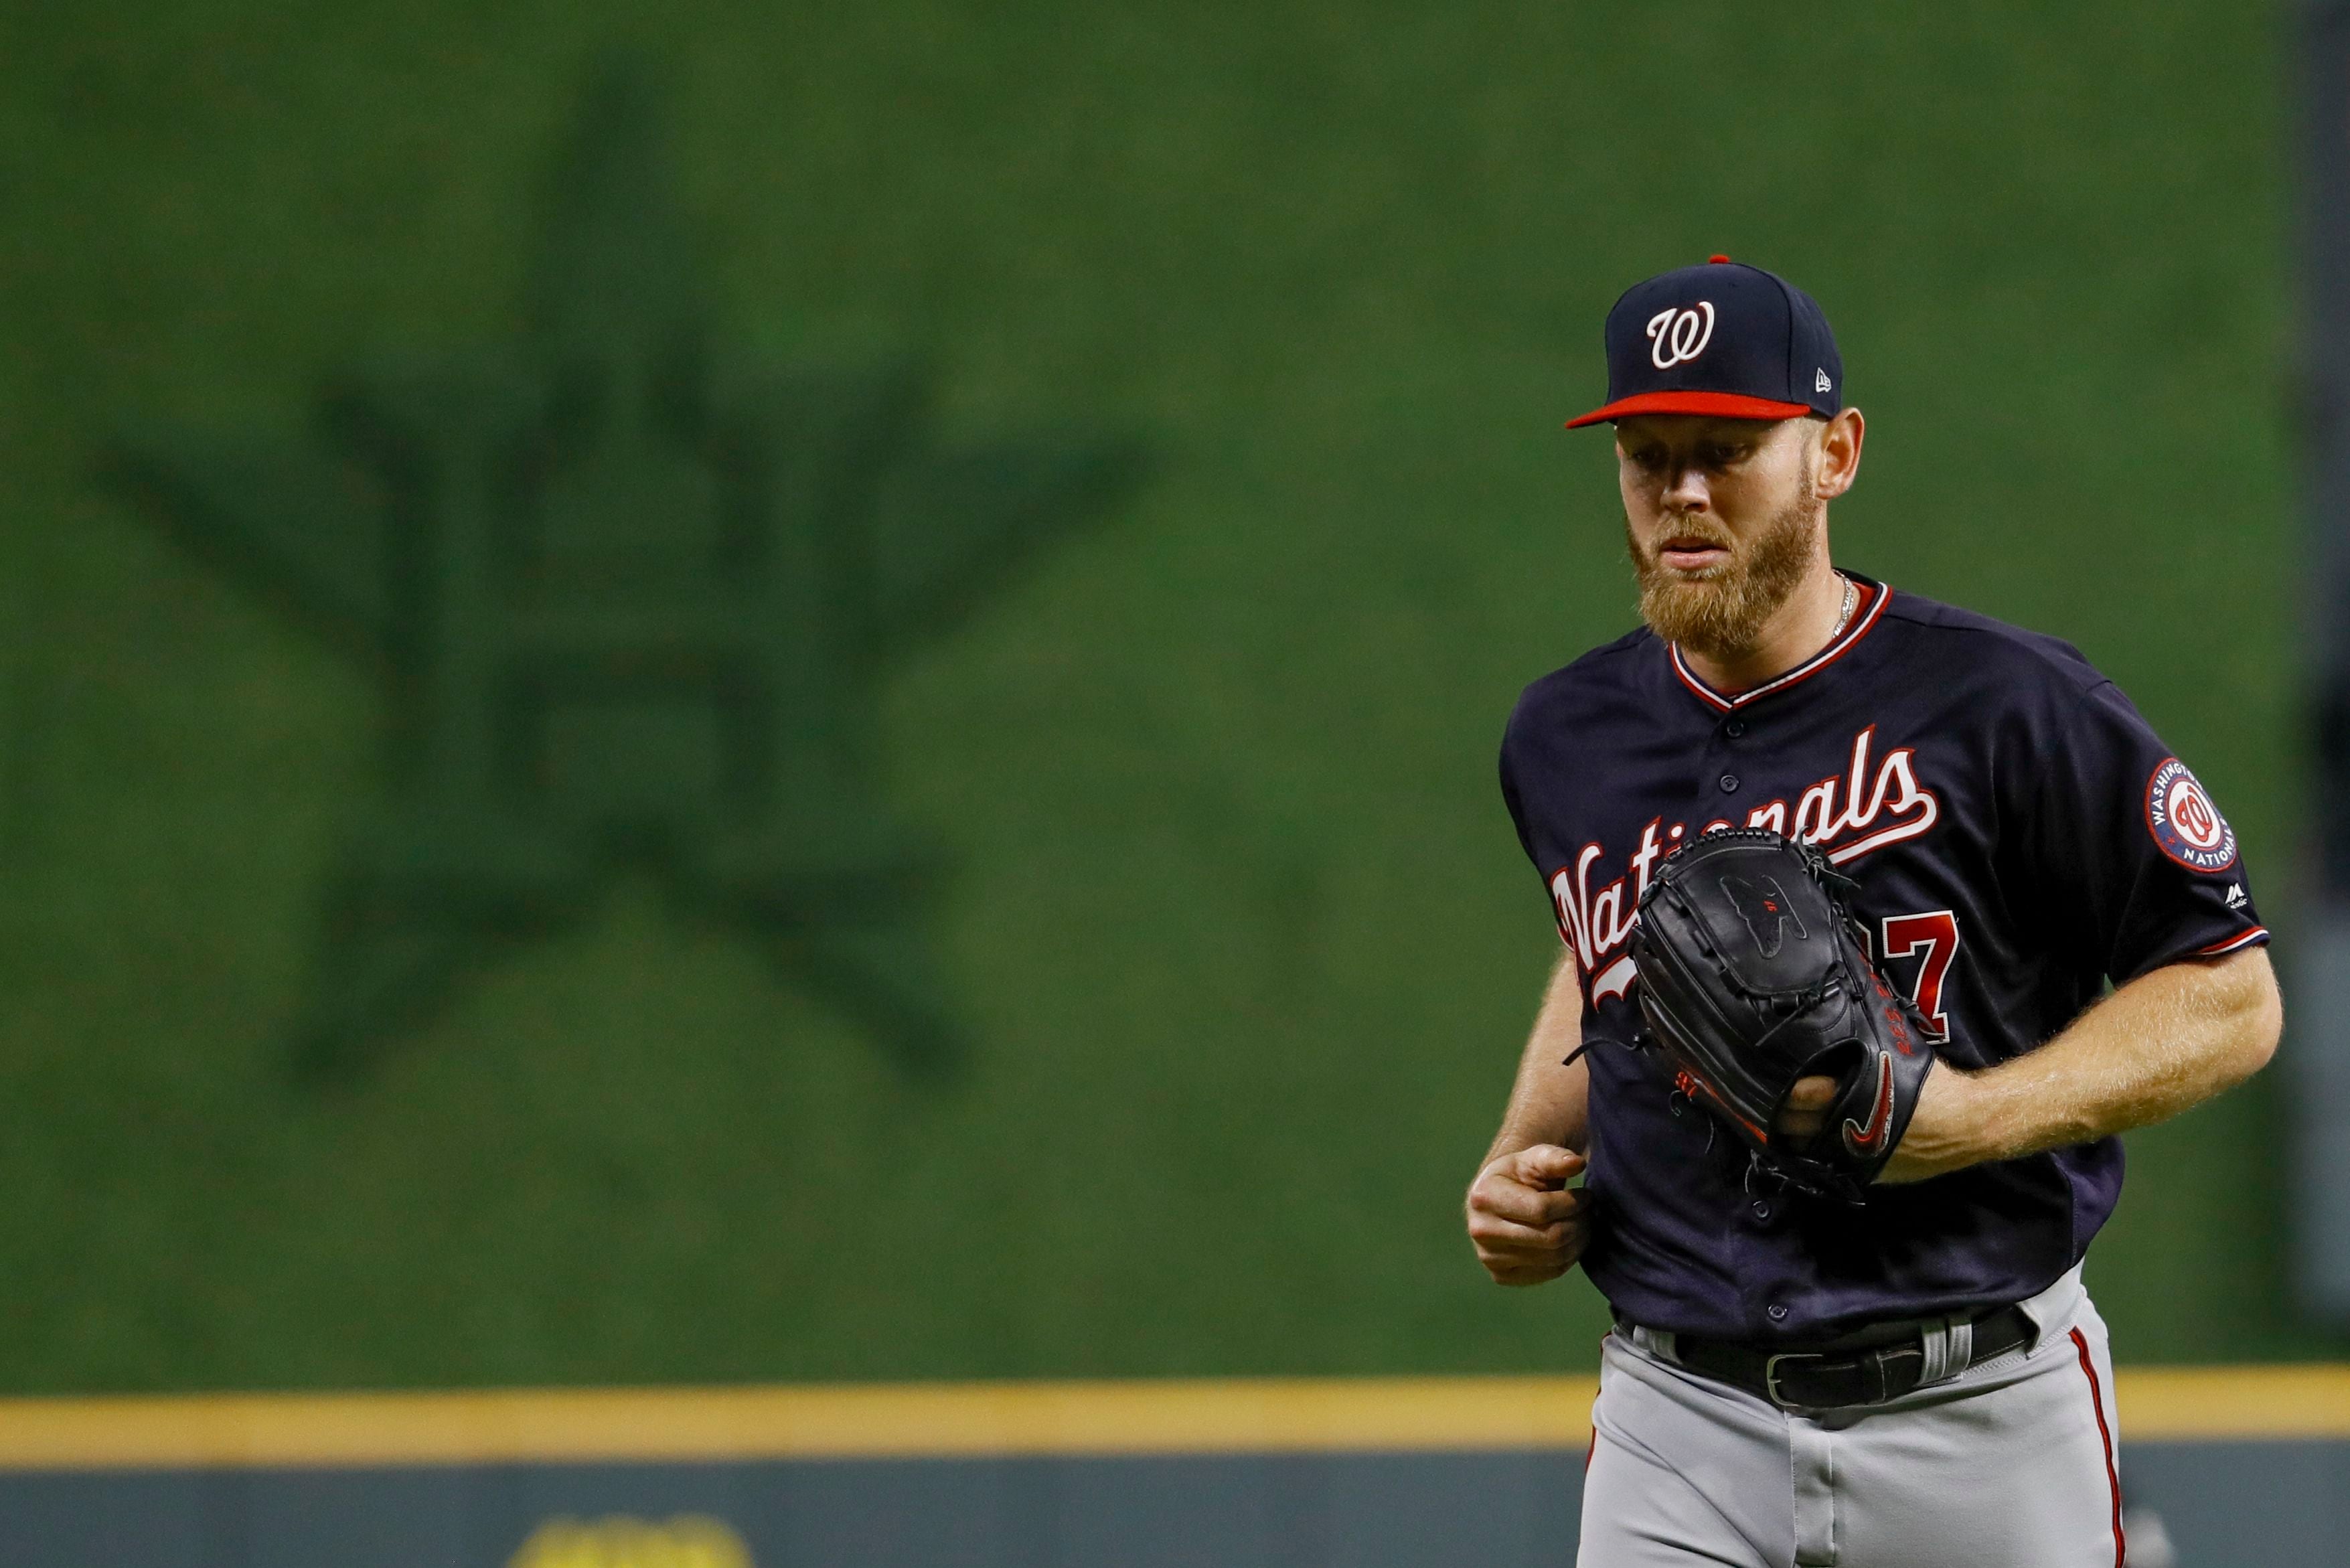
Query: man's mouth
xmin=1657 ymin=536 xmax=1732 ymax=573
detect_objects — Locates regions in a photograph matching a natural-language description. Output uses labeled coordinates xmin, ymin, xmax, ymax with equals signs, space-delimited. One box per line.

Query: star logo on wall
xmin=111 ymin=65 xmax=1140 ymax=1079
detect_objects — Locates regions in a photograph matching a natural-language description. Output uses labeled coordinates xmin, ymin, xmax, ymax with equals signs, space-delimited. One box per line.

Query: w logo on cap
xmin=1646 ymin=303 xmax=1716 ymax=369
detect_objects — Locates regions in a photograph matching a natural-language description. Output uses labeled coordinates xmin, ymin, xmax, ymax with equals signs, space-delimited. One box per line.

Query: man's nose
xmin=1662 ymin=465 xmax=1712 ymax=513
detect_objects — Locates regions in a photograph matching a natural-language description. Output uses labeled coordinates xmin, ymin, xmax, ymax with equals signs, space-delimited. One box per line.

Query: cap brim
xmin=1563 ymin=390 xmax=1816 ymax=429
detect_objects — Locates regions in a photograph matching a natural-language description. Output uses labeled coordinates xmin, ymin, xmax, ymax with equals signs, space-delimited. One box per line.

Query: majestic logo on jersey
xmin=1646 ymin=303 xmax=1716 ymax=369
xmin=1720 ymin=874 xmax=1805 ymax=958
xmin=2145 ymin=757 xmax=2238 ymax=873
xmin=1549 ymin=726 xmax=1941 ymax=1004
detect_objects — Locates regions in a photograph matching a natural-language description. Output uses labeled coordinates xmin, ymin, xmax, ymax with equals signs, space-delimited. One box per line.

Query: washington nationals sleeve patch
xmin=2144 ymin=757 xmax=2238 ymax=874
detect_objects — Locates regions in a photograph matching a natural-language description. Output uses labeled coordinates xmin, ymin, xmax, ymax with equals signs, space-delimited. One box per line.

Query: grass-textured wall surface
xmin=0 ymin=0 xmax=2327 ymax=1391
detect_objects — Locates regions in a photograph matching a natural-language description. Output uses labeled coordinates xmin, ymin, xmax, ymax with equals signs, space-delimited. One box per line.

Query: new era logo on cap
xmin=1566 ymin=255 xmax=1843 ymax=428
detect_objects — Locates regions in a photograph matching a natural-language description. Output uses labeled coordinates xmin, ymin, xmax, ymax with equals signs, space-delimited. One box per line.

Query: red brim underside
xmin=1563 ymin=390 xmax=1816 ymax=429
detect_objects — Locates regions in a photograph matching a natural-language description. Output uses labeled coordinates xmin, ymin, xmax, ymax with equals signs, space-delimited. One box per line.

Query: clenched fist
xmin=1466 ymin=1145 xmax=1589 ymax=1286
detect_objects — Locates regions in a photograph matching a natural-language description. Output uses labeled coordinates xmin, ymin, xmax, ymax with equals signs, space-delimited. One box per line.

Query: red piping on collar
xmin=1668 ymin=578 xmax=1889 ymax=713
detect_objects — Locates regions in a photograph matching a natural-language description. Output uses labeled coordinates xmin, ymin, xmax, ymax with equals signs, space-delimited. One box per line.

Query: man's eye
xmin=1702 ymin=445 xmax=1743 ymax=468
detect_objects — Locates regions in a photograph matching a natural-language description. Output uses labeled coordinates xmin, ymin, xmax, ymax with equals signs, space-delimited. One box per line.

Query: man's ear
xmin=1815 ymin=408 xmax=1865 ymax=499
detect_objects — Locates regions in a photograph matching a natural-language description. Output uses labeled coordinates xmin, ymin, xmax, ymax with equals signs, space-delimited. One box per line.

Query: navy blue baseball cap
xmin=1565 ymin=256 xmax=1843 ymax=428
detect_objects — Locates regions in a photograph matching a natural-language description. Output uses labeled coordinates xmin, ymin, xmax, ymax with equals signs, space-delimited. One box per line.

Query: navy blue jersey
xmin=1498 ymin=576 xmax=2268 ymax=1341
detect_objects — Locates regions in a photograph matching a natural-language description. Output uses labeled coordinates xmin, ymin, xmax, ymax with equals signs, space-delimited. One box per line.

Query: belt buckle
xmin=1763 ymin=1352 xmax=1820 ymax=1409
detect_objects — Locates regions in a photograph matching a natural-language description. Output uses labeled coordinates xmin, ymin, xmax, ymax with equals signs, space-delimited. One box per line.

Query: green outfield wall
xmin=0 ymin=0 xmax=2331 ymax=1397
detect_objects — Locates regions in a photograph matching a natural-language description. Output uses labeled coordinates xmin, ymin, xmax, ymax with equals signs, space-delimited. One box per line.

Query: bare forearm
xmin=1972 ymin=953 xmax=2277 ymax=1148
xmin=1486 ymin=949 xmax=1591 ymax=1162
xmin=1468 ymin=949 xmax=1595 ymax=1286
xmin=1888 ymin=947 xmax=2282 ymax=1181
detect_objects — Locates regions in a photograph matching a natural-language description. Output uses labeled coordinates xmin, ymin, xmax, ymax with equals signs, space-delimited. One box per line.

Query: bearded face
xmin=1616 ymin=416 xmax=1832 ymax=658
xmin=1626 ymin=467 xmax=1822 ymax=659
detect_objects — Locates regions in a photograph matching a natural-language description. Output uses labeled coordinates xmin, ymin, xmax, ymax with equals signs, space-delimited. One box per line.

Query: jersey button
xmin=1719 ymin=774 xmax=1739 ymax=794
xmin=1725 ymin=719 xmax=1746 ymax=738
xmin=1766 ymin=1304 xmax=1790 ymax=1322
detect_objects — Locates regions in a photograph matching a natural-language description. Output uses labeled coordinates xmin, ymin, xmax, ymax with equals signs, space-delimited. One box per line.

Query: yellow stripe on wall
xmin=0 ymin=1368 xmax=2340 ymax=1472
xmin=2115 ymin=1364 xmax=2350 ymax=1439
xmin=0 ymin=1378 xmax=1599 ymax=1471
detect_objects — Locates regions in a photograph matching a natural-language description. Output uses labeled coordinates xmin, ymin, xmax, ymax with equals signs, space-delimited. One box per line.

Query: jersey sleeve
xmin=2017 ymin=676 xmax=2267 ymax=985
xmin=1499 ymin=704 xmax=1566 ymax=942
xmin=1498 ymin=726 xmax=1544 ymax=873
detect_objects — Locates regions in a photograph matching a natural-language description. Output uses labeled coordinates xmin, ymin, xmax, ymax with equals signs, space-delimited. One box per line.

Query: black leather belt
xmin=1654 ymin=1304 xmax=2036 ymax=1411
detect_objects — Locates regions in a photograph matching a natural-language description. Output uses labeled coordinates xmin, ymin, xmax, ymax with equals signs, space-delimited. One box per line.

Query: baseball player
xmin=1466 ymin=256 xmax=2283 ymax=1567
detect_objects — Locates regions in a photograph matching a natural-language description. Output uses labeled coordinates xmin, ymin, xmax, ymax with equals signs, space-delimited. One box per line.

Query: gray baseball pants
xmin=1578 ymin=1266 xmax=2124 ymax=1567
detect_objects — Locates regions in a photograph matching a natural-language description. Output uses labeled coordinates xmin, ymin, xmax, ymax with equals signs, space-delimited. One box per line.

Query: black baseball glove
xmin=1626 ymin=828 xmax=1936 ymax=1201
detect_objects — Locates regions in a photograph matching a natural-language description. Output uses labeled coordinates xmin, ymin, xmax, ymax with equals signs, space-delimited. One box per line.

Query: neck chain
xmin=1830 ymin=574 xmax=1858 ymax=639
